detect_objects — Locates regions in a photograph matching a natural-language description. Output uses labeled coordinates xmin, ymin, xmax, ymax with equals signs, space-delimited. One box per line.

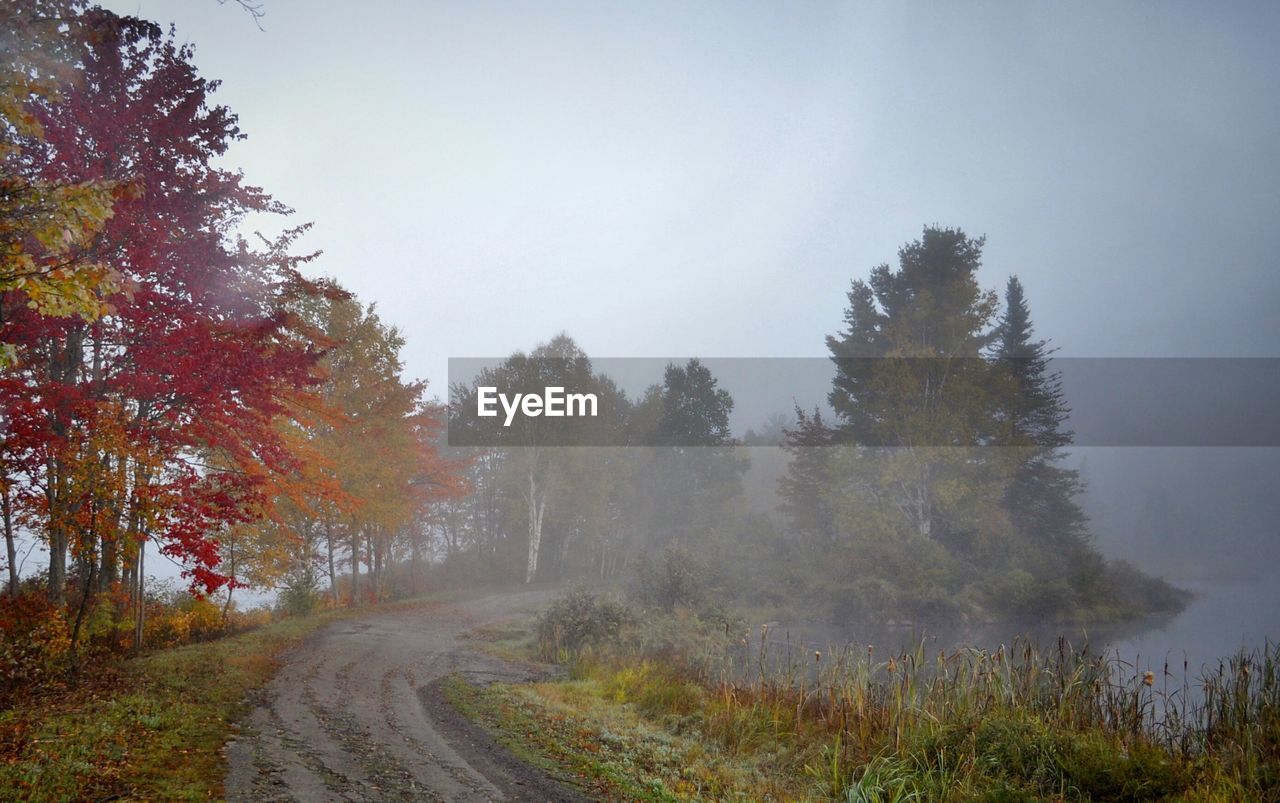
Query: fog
xmin=7 ymin=3 xmax=1280 ymax=797
xmin=68 ymin=0 xmax=1277 ymax=658
xmin=103 ymin=0 xmax=1280 ymax=377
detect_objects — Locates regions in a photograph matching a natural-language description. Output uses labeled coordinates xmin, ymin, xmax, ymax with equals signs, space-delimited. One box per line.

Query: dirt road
xmin=224 ymin=589 xmax=587 ymax=802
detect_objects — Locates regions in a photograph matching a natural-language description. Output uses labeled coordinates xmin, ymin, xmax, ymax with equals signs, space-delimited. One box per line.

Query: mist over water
xmin=734 ymin=441 xmax=1280 ymax=677
xmin=759 ymin=575 xmax=1277 ymax=680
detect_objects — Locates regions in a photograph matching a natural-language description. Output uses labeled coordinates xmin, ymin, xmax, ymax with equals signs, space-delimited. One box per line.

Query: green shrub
xmin=278 ymin=569 xmax=323 ymax=618
xmin=1100 ymin=559 xmax=1191 ymax=615
xmin=636 ymin=542 xmax=705 ymax=612
xmin=615 ymin=607 xmax=737 ymax=675
xmin=985 ymin=569 xmax=1076 ymax=622
xmin=536 ymin=588 xmax=630 ymax=660
xmin=830 ymin=577 xmax=899 ymax=623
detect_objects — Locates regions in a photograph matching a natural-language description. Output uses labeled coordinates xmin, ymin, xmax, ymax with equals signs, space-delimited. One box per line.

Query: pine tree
xmin=992 ymin=276 xmax=1071 ymax=449
xmin=992 ymin=277 xmax=1091 ymax=565
xmin=778 ymin=406 xmax=836 ymax=547
xmin=825 ymin=226 xmax=1002 ymax=540
xmin=655 ymin=359 xmax=734 ymax=446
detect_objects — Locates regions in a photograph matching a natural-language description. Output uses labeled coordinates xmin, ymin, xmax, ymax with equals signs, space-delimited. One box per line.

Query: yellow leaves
xmin=1 ymin=177 xmax=120 ymax=261
xmin=18 ymin=262 xmax=122 ymax=319
xmin=0 ymin=7 xmax=131 ymax=364
xmin=0 ymin=92 xmax=43 ymax=144
xmin=151 ymin=599 xmax=224 ymax=648
xmin=0 ymin=174 xmax=122 ymax=363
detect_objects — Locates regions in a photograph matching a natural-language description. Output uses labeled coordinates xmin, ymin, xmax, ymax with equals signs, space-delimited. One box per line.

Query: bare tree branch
xmin=217 ymin=0 xmax=266 ymax=31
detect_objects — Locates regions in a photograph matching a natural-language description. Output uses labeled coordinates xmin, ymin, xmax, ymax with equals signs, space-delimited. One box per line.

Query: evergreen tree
xmin=640 ymin=359 xmax=744 ymax=549
xmin=827 ymin=227 xmax=998 ymax=446
xmin=992 ymin=276 xmax=1071 ymax=449
xmin=655 ymin=359 xmax=734 ymax=446
xmin=778 ymin=405 xmax=836 ymax=548
xmin=825 ymin=226 xmax=1004 ymax=540
xmin=992 ymin=277 xmax=1092 ymax=568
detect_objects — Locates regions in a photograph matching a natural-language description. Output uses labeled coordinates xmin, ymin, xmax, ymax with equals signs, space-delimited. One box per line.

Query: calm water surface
xmin=761 ymin=572 xmax=1279 ymax=681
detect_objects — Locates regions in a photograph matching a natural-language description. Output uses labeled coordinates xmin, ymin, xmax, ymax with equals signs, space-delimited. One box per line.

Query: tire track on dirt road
xmin=224 ymin=589 xmax=588 ymax=802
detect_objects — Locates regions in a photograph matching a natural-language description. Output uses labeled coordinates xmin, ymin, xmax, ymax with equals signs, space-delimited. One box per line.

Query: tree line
xmin=444 ymin=229 xmax=1185 ymax=622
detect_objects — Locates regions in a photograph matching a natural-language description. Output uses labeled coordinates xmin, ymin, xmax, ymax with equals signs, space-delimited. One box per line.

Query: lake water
xmin=1105 ymin=572 xmax=1279 ymax=675
xmin=757 ymin=571 xmax=1279 ymax=682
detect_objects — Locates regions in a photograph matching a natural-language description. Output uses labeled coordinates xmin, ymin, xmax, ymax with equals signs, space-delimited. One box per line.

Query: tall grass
xmin=572 ymin=630 xmax=1280 ymax=800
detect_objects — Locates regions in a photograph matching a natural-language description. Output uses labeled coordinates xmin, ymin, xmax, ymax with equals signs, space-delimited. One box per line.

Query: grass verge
xmin=451 ymin=594 xmax=1279 ymax=801
xmin=443 ymin=673 xmax=781 ymax=801
xmin=0 ymin=595 xmax=448 ymax=802
xmin=457 ymin=650 xmax=1279 ymax=801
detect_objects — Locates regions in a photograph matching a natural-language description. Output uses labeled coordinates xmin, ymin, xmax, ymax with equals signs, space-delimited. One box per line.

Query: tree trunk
xmin=349 ymin=523 xmax=360 ymax=606
xmin=133 ymin=536 xmax=145 ymax=652
xmin=368 ymin=527 xmax=379 ymax=602
xmin=221 ymin=540 xmax=236 ymax=627
xmin=46 ymin=329 xmax=83 ymax=607
xmin=525 ymin=469 xmax=546 ymax=584
xmin=409 ymin=523 xmax=420 ymax=596
xmin=99 ymin=533 xmax=118 ymax=593
xmin=69 ymin=538 xmax=98 ymax=671
xmin=123 ymin=457 xmax=151 ymax=622
xmin=47 ymin=503 xmax=67 ymax=605
xmin=96 ymin=452 xmax=125 ymax=593
xmin=369 ymin=528 xmax=378 ymax=601
xmin=2 ymin=484 xmax=17 ymax=596
xmin=325 ymin=517 xmax=338 ymax=607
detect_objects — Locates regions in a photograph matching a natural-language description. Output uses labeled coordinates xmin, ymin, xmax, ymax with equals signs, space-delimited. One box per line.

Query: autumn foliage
xmin=0 ymin=1 xmax=464 ymax=696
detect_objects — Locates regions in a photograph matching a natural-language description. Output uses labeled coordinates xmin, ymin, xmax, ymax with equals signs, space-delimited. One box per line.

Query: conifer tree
xmin=992 ymin=277 xmax=1091 ymax=565
xmin=825 ymin=226 xmax=1003 ymax=541
xmin=655 ymin=359 xmax=734 ymax=446
xmin=778 ymin=405 xmax=836 ymax=547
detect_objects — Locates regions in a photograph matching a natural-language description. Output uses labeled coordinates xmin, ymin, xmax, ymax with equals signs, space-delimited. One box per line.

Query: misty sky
xmin=99 ymin=0 xmax=1280 ymax=398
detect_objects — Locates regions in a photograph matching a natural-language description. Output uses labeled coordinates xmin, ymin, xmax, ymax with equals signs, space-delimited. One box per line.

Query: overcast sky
xmin=100 ymin=0 xmax=1280 ymax=398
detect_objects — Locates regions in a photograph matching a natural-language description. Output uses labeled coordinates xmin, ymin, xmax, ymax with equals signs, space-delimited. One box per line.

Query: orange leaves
xmin=0 ymin=593 xmax=72 ymax=703
xmin=223 ymin=293 xmax=468 ymax=600
xmin=303 ymin=296 xmax=448 ymax=530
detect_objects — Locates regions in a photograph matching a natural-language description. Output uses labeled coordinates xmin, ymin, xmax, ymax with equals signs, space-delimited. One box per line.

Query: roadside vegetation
xmin=0 ymin=594 xmax=449 ymax=801
xmin=459 ymin=588 xmax=1279 ymax=801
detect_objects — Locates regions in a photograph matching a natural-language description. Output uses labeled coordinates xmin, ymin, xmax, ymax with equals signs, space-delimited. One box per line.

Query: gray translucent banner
xmin=447 ymin=357 xmax=1280 ymax=447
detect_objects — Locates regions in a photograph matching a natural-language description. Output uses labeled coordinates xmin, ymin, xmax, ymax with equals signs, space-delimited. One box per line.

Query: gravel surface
xmin=224 ymin=589 xmax=588 ymax=802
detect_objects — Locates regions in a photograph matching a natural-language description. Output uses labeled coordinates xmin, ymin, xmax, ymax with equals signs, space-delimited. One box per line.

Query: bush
xmin=278 ymin=569 xmax=323 ymax=618
xmin=1101 ymin=559 xmax=1191 ymax=615
xmin=536 ymin=588 xmax=631 ymax=660
xmin=0 ymin=593 xmax=71 ymax=703
xmin=224 ymin=605 xmax=273 ymax=634
xmin=984 ymin=569 xmax=1077 ymax=622
xmin=152 ymin=596 xmax=224 ymax=647
xmin=615 ymin=607 xmax=738 ymax=675
xmin=636 ymin=542 xmax=705 ymax=612
xmin=829 ymin=576 xmax=899 ymax=623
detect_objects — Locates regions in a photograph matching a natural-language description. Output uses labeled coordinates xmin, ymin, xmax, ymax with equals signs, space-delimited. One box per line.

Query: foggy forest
xmin=1 ymin=1 xmax=1278 ymax=801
